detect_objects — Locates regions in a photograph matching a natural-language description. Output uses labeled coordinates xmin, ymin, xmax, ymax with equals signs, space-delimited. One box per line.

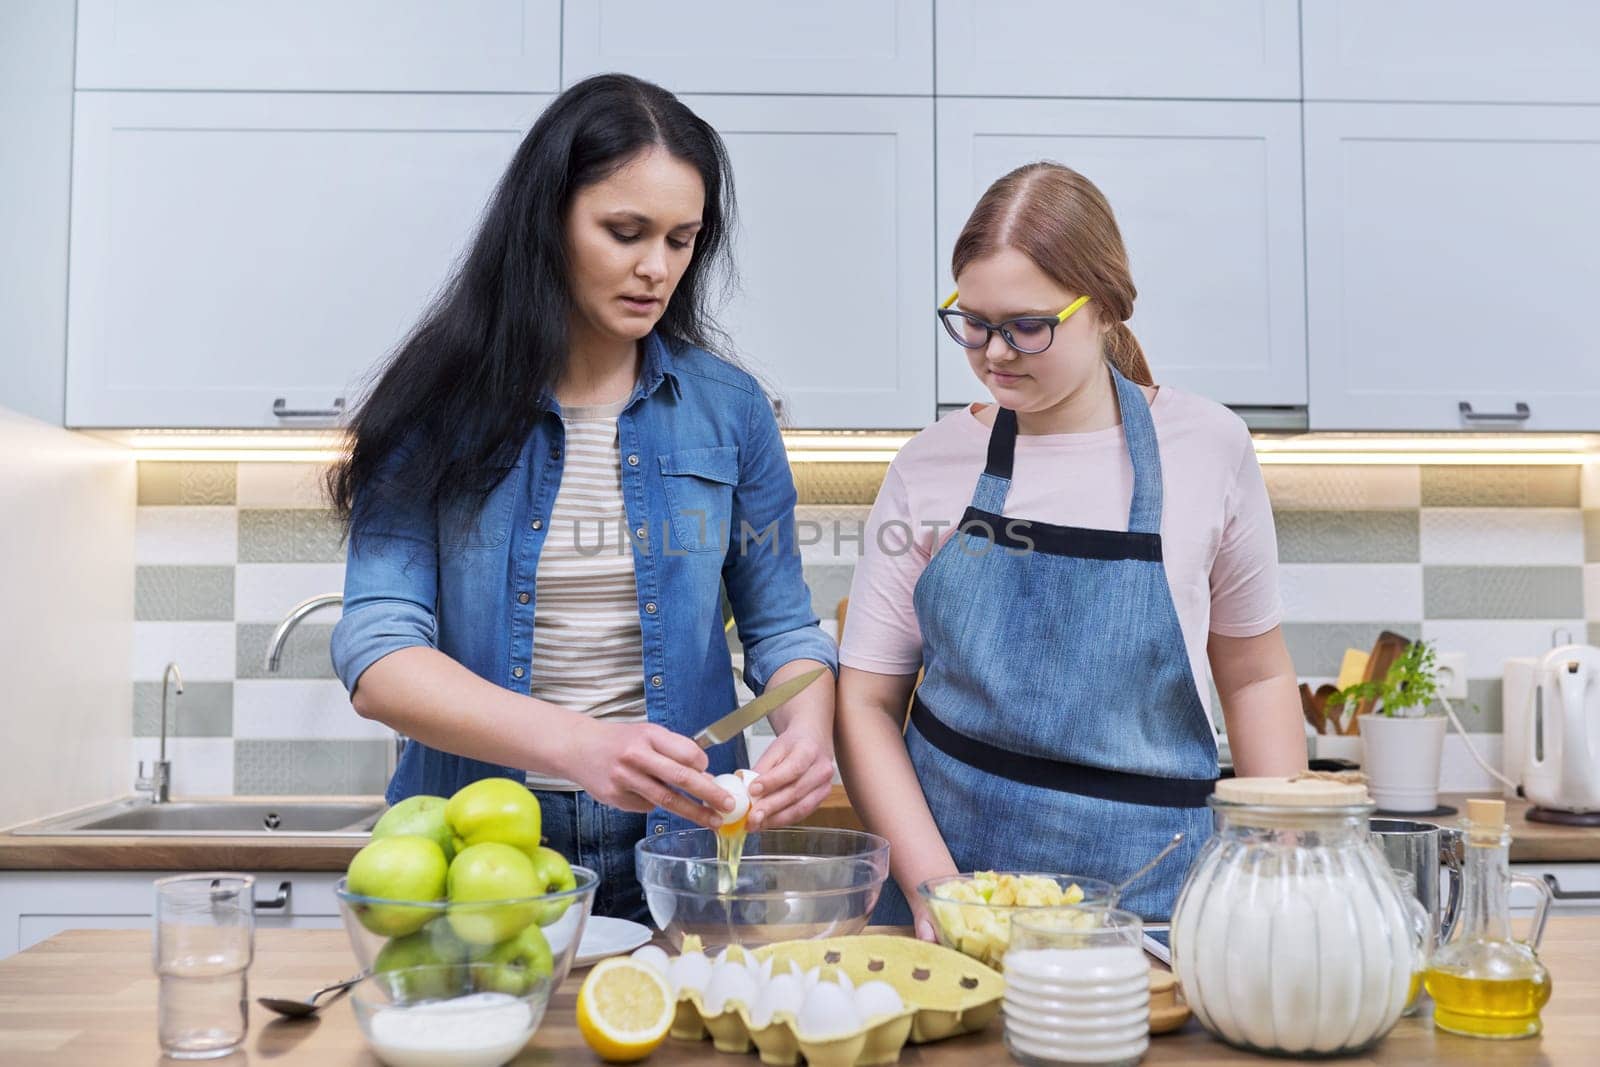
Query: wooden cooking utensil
xmin=1300 ymin=683 xmax=1325 ymax=735
xmin=1311 ymin=684 xmax=1344 ymax=735
xmin=1348 ymin=631 xmax=1412 ymax=733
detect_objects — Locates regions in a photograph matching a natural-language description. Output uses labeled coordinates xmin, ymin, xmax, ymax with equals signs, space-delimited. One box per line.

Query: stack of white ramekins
xmin=1001 ymin=944 xmax=1150 ymax=1066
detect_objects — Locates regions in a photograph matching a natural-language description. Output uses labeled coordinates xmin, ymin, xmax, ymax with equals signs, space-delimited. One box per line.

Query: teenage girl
xmin=835 ymin=162 xmax=1307 ymax=932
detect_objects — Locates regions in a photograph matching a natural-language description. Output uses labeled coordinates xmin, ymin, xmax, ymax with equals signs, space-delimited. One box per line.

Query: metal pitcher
xmin=1370 ymin=818 xmax=1464 ymax=944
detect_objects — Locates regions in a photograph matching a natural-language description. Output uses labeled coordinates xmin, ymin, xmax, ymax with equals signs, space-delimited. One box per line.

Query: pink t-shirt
xmin=838 ymin=385 xmax=1282 ymax=726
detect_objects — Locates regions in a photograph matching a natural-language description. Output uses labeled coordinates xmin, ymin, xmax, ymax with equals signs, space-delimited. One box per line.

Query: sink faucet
xmin=264 ymin=593 xmax=345 ymax=672
xmin=265 ymin=594 xmax=408 ymax=778
xmin=137 ymin=661 xmax=183 ymax=803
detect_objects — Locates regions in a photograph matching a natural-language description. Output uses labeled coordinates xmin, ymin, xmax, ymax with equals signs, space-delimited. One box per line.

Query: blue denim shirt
xmin=331 ymin=332 xmax=838 ymax=836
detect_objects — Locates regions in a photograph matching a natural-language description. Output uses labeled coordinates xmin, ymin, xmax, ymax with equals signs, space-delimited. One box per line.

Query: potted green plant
xmin=1328 ymin=640 xmax=1447 ymax=813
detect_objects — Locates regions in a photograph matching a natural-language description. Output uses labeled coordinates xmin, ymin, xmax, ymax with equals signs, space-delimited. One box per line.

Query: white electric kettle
xmin=1525 ymin=644 xmax=1600 ymax=820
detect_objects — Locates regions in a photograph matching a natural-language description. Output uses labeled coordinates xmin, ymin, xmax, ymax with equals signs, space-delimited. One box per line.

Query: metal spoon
xmin=1114 ymin=833 xmax=1188 ymax=897
xmin=257 ymin=972 xmax=367 ymax=1018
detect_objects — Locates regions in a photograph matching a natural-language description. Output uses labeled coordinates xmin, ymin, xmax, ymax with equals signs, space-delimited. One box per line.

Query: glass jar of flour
xmin=1171 ymin=777 xmax=1422 ymax=1057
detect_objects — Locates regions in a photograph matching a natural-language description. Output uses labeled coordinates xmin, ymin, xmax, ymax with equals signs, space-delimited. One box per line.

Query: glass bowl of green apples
xmin=335 ymin=779 xmax=599 ymax=993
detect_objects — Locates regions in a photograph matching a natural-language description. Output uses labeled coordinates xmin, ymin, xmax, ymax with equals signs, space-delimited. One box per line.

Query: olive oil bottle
xmin=1423 ymin=799 xmax=1554 ymax=1039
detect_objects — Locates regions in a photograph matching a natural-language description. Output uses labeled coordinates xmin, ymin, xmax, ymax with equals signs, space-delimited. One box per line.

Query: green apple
xmin=446 ymin=842 xmax=541 ymax=945
xmin=525 ymin=845 xmax=579 ymax=925
xmin=372 ymin=795 xmax=454 ymax=863
xmin=373 ymin=921 xmax=467 ymax=1000
xmin=479 ymin=923 xmax=554 ymax=996
xmin=445 ymin=778 xmax=542 ymax=853
xmin=346 ymin=835 xmax=448 ymax=938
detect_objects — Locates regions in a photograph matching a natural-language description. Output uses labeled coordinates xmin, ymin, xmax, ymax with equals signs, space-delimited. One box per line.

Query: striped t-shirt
xmin=524 ymin=398 xmax=647 ymax=791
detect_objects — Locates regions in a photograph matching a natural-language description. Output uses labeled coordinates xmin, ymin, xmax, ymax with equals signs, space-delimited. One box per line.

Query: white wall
xmin=0 ymin=0 xmax=75 ymax=424
xmin=0 ymin=409 xmax=134 ymax=827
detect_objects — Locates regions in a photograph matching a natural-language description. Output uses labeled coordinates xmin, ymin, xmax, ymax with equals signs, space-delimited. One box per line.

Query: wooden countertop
xmin=0 ymin=795 xmax=381 ymax=872
xmin=4 ymin=787 xmax=1597 ymax=871
xmin=4 ymin=921 xmax=1597 ymax=1065
xmin=1431 ymin=792 xmax=1600 ymax=862
xmin=811 ymin=789 xmax=1600 ymax=864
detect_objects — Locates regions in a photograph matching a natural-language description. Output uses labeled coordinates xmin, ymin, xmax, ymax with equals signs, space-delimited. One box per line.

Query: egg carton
xmin=666 ymin=935 xmax=1005 ymax=1067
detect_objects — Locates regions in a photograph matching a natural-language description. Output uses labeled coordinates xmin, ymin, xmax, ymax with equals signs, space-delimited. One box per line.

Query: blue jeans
xmin=533 ymin=790 xmax=650 ymax=924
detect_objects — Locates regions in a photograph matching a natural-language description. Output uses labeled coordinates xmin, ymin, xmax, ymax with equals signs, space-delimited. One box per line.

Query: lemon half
xmin=575 ymin=956 xmax=675 ymax=1062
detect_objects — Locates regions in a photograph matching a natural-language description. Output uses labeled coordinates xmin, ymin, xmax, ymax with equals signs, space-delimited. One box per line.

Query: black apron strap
xmin=984 ymin=407 xmax=1018 ymax=480
xmin=910 ymin=695 xmax=1216 ymax=809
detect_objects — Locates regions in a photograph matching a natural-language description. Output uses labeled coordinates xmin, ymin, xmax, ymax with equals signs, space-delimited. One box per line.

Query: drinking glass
xmin=154 ymin=873 xmax=255 ymax=1059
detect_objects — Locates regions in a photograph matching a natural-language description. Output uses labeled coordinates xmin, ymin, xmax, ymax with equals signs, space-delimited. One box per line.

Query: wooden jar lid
xmin=1214 ymin=775 xmax=1370 ymax=807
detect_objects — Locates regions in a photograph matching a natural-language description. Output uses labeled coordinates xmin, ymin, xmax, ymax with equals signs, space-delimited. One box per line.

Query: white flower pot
xmin=1359 ymin=714 xmax=1447 ymax=812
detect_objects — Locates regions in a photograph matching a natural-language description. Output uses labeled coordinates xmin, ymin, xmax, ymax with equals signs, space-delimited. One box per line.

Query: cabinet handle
xmin=273 ymin=397 xmax=345 ymax=419
xmin=1543 ymin=873 xmax=1600 ymax=901
xmin=253 ymin=880 xmax=293 ymax=911
xmin=1458 ymin=401 xmax=1530 ymax=423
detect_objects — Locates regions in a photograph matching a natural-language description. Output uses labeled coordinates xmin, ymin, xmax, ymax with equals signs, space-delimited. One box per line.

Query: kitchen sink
xmin=10 ymin=798 xmax=384 ymax=837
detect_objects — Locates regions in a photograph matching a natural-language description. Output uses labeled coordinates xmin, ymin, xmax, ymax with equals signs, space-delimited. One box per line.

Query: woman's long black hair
xmin=328 ymin=73 xmax=737 ymax=537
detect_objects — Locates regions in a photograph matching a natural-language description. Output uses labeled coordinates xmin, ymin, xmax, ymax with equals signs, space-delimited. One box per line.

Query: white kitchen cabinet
xmin=75 ymin=0 xmax=560 ymax=92
xmin=1302 ymin=0 xmax=1600 ymax=104
xmin=0 ymin=870 xmax=345 ymax=959
xmin=66 ymin=92 xmax=550 ymax=428
xmin=935 ymin=98 xmax=1306 ymax=410
xmin=1305 ymin=104 xmax=1600 ymax=431
xmin=685 ymin=95 xmax=936 ymax=428
xmin=1511 ymin=862 xmax=1600 ymax=918
xmin=563 ymin=1 xmax=932 ymax=95
xmin=935 ymin=1 xmax=1300 ymax=100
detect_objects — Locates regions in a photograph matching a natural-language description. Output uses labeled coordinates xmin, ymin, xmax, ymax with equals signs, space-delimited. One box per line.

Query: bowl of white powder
xmin=350 ymin=963 xmax=552 ymax=1067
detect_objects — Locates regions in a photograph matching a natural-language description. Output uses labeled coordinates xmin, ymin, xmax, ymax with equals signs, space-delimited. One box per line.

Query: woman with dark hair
xmin=328 ymin=74 xmax=837 ymax=920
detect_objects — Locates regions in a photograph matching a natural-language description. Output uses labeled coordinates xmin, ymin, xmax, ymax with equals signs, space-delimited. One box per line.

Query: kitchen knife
xmin=692 ymin=667 xmax=827 ymax=749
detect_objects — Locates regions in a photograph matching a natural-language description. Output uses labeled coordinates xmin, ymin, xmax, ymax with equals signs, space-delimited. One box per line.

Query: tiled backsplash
xmin=132 ymin=463 xmax=387 ymax=797
xmin=133 ymin=459 xmax=1600 ymax=796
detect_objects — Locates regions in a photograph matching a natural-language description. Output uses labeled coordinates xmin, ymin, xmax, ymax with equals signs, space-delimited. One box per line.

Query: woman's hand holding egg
xmin=747 ymin=726 xmax=835 ymax=830
xmin=566 ymin=719 xmax=735 ymax=828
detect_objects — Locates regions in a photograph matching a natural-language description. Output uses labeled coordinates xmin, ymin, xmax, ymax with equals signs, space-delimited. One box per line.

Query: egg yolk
xmin=714 ymin=771 xmax=757 ymax=893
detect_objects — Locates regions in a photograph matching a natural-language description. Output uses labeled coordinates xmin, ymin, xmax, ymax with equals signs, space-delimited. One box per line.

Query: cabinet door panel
xmin=687 ymin=96 xmax=936 ymax=428
xmin=563 ymin=1 xmax=932 ymax=94
xmin=0 ymin=870 xmax=345 ymax=957
xmin=76 ymin=0 xmax=560 ymax=91
xmin=1303 ymin=0 xmax=1600 ymax=104
xmin=937 ymin=99 xmax=1306 ymax=409
xmin=936 ymin=0 xmax=1299 ymax=99
xmin=1306 ymin=104 xmax=1600 ymax=430
xmin=67 ymin=93 xmax=549 ymax=427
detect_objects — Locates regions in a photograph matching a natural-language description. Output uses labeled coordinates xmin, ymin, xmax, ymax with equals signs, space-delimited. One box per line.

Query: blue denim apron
xmin=876 ymin=367 xmax=1218 ymax=925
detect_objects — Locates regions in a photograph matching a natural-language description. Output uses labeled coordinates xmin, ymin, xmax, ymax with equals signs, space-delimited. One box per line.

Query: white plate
xmin=573 ymin=916 xmax=653 ymax=966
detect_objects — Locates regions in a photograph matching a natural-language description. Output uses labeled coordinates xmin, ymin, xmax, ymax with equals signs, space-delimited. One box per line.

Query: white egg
xmin=702 ymin=959 xmax=760 ymax=1015
xmin=757 ymin=956 xmax=774 ymax=982
xmin=668 ymin=951 xmax=713 ymax=997
xmin=630 ymin=944 xmax=671 ymax=978
xmin=797 ymin=981 xmax=863 ymax=1040
xmin=853 ymin=980 xmax=904 ymax=1020
xmin=750 ymin=972 xmax=805 ymax=1029
xmin=713 ymin=773 xmax=751 ymax=823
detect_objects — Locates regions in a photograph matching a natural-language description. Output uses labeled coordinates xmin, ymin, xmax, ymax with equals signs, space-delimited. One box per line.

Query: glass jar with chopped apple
xmin=917 ymin=872 xmax=1117 ymax=970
